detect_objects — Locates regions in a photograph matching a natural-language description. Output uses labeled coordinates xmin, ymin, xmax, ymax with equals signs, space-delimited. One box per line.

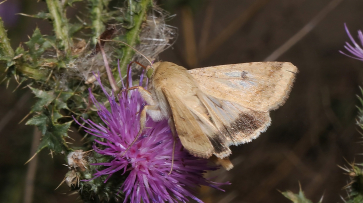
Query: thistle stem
xmin=46 ymin=0 xmax=71 ymax=54
xmin=116 ymin=0 xmax=152 ymax=81
xmin=90 ymin=0 xmax=107 ymax=46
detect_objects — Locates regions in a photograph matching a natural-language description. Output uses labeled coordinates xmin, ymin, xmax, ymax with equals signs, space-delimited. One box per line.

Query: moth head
xmin=146 ymin=62 xmax=161 ymax=79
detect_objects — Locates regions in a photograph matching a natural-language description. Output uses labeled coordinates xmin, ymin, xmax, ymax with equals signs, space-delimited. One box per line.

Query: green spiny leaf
xmin=25 ymin=28 xmax=53 ymax=61
xmin=30 ymin=87 xmax=56 ymax=112
xmin=26 ymin=114 xmax=48 ymax=134
xmin=37 ymin=121 xmax=72 ymax=153
xmin=54 ymin=91 xmax=73 ymax=110
xmin=27 ymin=109 xmax=72 ymax=154
xmin=282 ymin=189 xmax=320 ymax=203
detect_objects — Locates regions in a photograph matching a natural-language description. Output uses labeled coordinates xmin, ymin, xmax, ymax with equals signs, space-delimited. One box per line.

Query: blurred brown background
xmin=2 ymin=0 xmax=363 ymax=202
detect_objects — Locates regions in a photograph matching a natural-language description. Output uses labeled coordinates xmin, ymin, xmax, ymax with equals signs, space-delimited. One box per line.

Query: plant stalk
xmin=46 ymin=0 xmax=71 ymax=54
xmin=116 ymin=0 xmax=152 ymax=81
xmin=90 ymin=0 xmax=106 ymax=46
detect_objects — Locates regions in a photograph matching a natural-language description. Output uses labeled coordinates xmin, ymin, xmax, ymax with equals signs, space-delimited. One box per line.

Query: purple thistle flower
xmin=77 ymin=69 xmax=225 ymax=203
xmin=340 ymin=23 xmax=363 ymax=62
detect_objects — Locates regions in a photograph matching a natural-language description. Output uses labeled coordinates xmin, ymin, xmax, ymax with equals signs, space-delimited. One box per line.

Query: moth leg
xmin=121 ymin=105 xmax=159 ymax=157
xmin=139 ymin=105 xmax=159 ymax=132
xmin=168 ymin=117 xmax=177 ymax=175
xmin=121 ymin=86 xmax=155 ymax=105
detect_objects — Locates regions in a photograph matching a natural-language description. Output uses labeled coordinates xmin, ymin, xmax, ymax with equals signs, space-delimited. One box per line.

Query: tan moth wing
xmin=188 ymin=62 xmax=298 ymax=112
xmin=196 ymin=93 xmax=271 ymax=146
xmin=147 ymin=61 xmax=296 ymax=162
xmin=187 ymin=62 xmax=297 ymax=145
xmin=151 ymin=62 xmax=232 ymax=159
xmin=160 ymin=87 xmax=215 ymax=159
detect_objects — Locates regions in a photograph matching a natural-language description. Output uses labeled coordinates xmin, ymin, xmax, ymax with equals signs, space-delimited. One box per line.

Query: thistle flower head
xmin=78 ymin=68 xmax=224 ymax=203
xmin=340 ymin=23 xmax=363 ymax=61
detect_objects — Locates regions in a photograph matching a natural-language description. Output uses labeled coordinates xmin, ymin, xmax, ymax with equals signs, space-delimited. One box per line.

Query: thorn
xmin=0 ymin=77 xmax=7 ymax=84
xmin=319 ymin=193 xmax=324 ymax=203
xmin=337 ymin=165 xmax=350 ymax=172
xmin=0 ymin=0 xmax=8 ymax=5
xmin=6 ymin=79 xmax=10 ymax=89
xmin=68 ymin=191 xmax=79 ymax=196
xmin=13 ymin=79 xmax=25 ymax=92
xmin=13 ymin=74 xmax=19 ymax=83
xmin=19 ymin=112 xmax=32 ymax=124
xmin=81 ymin=133 xmax=88 ymax=141
xmin=45 ymin=70 xmax=53 ymax=84
xmin=4 ymin=65 xmax=10 ymax=72
xmin=24 ymin=152 xmax=39 ymax=165
xmin=84 ymin=149 xmax=93 ymax=153
xmin=55 ymin=177 xmax=67 ymax=190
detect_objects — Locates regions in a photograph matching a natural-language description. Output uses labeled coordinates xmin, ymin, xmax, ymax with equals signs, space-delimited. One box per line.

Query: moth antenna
xmin=123 ymin=61 xmax=149 ymax=90
xmin=133 ymin=61 xmax=148 ymax=70
xmin=99 ymin=39 xmax=153 ymax=67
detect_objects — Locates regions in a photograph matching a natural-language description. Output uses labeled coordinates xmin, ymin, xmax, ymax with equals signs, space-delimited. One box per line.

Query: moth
xmin=133 ymin=61 xmax=297 ymax=170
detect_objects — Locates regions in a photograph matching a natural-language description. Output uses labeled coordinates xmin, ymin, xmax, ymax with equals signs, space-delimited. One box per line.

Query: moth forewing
xmin=136 ymin=61 xmax=297 ymax=170
xmin=188 ymin=62 xmax=298 ymax=112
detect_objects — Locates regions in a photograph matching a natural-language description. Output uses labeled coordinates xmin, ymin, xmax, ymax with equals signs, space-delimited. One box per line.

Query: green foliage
xmin=115 ymin=0 xmax=152 ymax=81
xmin=29 ymin=87 xmax=56 ymax=112
xmin=282 ymin=188 xmax=322 ymax=203
xmin=25 ymin=88 xmax=74 ymax=154
xmin=0 ymin=0 xmax=154 ymax=202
